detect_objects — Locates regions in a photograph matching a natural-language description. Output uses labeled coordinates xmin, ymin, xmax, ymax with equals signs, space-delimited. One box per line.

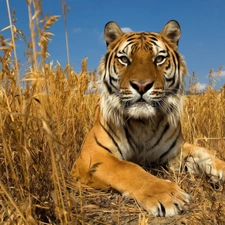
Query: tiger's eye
xmin=155 ymin=56 xmax=165 ymax=64
xmin=118 ymin=56 xmax=130 ymax=65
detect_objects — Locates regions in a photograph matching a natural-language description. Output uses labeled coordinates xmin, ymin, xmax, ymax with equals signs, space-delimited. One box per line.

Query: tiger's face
xmin=99 ymin=21 xmax=187 ymax=125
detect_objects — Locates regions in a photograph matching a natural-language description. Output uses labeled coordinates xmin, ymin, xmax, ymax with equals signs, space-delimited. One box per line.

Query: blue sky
xmin=1 ymin=0 xmax=225 ymax=90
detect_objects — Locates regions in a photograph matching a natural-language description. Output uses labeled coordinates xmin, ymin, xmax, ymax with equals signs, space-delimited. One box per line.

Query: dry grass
xmin=0 ymin=1 xmax=225 ymax=224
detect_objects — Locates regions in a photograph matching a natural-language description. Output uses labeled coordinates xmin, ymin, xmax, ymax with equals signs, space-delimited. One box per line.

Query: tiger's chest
xmin=114 ymin=117 xmax=184 ymax=165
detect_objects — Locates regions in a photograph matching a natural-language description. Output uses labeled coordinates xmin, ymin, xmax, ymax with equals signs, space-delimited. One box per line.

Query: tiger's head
xmin=99 ymin=20 xmax=187 ymax=126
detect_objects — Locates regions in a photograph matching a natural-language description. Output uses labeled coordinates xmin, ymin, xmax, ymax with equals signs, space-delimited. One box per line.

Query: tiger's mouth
xmin=125 ymin=97 xmax=163 ymax=108
xmin=138 ymin=99 xmax=163 ymax=107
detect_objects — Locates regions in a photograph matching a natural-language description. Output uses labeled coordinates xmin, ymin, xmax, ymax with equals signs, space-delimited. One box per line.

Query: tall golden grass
xmin=0 ymin=1 xmax=225 ymax=224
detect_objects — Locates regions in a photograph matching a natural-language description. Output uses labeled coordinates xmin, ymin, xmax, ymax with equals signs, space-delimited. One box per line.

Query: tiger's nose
xmin=130 ymin=80 xmax=154 ymax=94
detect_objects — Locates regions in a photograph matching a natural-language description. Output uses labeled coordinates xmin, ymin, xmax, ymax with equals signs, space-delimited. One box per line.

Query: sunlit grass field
xmin=1 ymin=1 xmax=225 ymax=224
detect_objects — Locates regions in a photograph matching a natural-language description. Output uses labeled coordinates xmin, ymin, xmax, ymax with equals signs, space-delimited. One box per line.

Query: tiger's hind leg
xmin=169 ymin=142 xmax=225 ymax=183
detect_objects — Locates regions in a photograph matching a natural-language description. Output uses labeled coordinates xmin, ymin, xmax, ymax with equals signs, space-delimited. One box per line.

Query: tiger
xmin=71 ymin=20 xmax=225 ymax=217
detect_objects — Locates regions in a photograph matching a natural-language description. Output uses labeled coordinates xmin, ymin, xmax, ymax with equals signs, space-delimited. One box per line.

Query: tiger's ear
xmin=104 ymin=21 xmax=124 ymax=47
xmin=161 ymin=20 xmax=181 ymax=46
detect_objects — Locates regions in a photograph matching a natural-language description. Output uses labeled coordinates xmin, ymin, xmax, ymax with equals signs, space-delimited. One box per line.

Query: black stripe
xmin=173 ymin=51 xmax=181 ymax=80
xmin=109 ymin=75 xmax=118 ymax=91
xmin=126 ymin=33 xmax=136 ymax=38
xmin=159 ymin=50 xmax=167 ymax=54
xmin=168 ymin=76 xmax=175 ymax=88
xmin=174 ymin=51 xmax=180 ymax=83
xmin=117 ymin=42 xmax=131 ymax=52
xmin=150 ymin=36 xmax=158 ymax=42
xmin=99 ymin=121 xmax=124 ymax=159
xmin=104 ymin=54 xmax=118 ymax=92
xmin=159 ymin=127 xmax=181 ymax=161
xmin=94 ymin=134 xmax=112 ymax=154
xmin=165 ymin=124 xmax=180 ymax=143
xmin=167 ymin=58 xmax=176 ymax=88
xmin=110 ymin=75 xmax=118 ymax=82
xmin=106 ymin=52 xmax=113 ymax=71
xmin=149 ymin=33 xmax=158 ymax=39
xmin=165 ymin=77 xmax=174 ymax=82
xmin=121 ymin=96 xmax=132 ymax=100
xmin=141 ymin=35 xmax=147 ymax=41
xmin=167 ymin=103 xmax=176 ymax=113
xmin=150 ymin=122 xmax=170 ymax=149
xmin=174 ymin=51 xmax=180 ymax=70
xmin=124 ymin=126 xmax=136 ymax=152
xmin=171 ymin=82 xmax=180 ymax=95
xmin=104 ymin=76 xmax=113 ymax=94
xmin=144 ymin=45 xmax=152 ymax=52
xmin=103 ymin=52 xmax=113 ymax=94
xmin=132 ymin=44 xmax=140 ymax=53
xmin=146 ymin=118 xmax=164 ymax=142
xmin=165 ymin=81 xmax=180 ymax=96
xmin=106 ymin=121 xmax=120 ymax=140
xmin=126 ymin=120 xmax=142 ymax=149
xmin=104 ymin=52 xmax=109 ymax=68
xmin=113 ymin=65 xmax=117 ymax=75
xmin=166 ymin=61 xmax=171 ymax=70
xmin=150 ymin=41 xmax=160 ymax=47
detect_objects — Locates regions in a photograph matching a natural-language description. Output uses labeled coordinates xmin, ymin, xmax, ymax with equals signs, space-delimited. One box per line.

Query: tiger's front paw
xmin=205 ymin=157 xmax=225 ymax=183
xmin=182 ymin=143 xmax=225 ymax=184
xmin=134 ymin=179 xmax=190 ymax=217
xmin=185 ymin=149 xmax=225 ymax=183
